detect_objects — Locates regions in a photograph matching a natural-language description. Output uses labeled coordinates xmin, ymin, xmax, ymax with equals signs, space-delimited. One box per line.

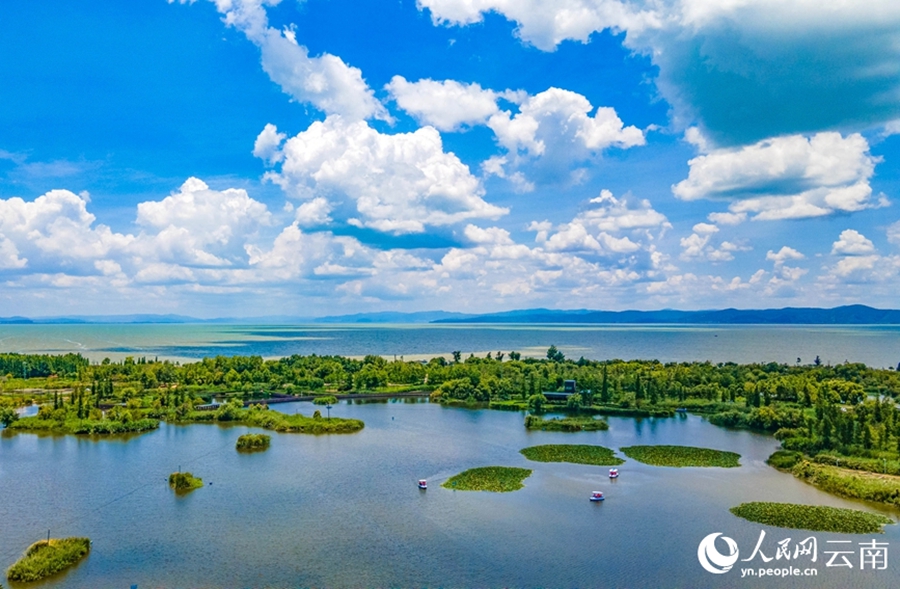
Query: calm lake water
xmin=1 ymin=401 xmax=898 ymax=589
xmin=3 ymin=323 xmax=900 ymax=367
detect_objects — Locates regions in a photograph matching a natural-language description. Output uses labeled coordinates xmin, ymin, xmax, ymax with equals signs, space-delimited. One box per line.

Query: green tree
xmin=528 ymin=393 xmax=547 ymax=413
xmin=600 ymin=365 xmax=610 ymax=403
xmin=0 ymin=406 xmax=19 ymax=427
xmin=546 ymin=345 xmax=565 ymax=363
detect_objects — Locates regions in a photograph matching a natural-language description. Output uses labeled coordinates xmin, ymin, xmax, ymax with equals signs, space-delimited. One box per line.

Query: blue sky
xmin=2 ymin=0 xmax=900 ymax=317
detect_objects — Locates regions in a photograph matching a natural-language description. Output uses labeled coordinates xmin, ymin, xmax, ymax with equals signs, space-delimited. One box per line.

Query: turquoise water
xmin=1 ymin=401 xmax=897 ymax=588
xmin=2 ymin=323 xmax=900 ymax=367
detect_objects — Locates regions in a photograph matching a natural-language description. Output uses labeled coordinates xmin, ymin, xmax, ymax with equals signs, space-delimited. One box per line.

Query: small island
xmin=6 ymin=537 xmax=91 ymax=582
xmin=236 ymin=433 xmax=271 ymax=452
xmin=524 ymin=415 xmax=609 ymax=431
xmin=442 ymin=466 xmax=532 ymax=492
xmin=730 ymin=502 xmax=894 ymax=534
xmin=169 ymin=471 xmax=204 ymax=493
xmin=520 ymin=444 xmax=624 ymax=466
xmin=620 ymin=445 xmax=740 ymax=467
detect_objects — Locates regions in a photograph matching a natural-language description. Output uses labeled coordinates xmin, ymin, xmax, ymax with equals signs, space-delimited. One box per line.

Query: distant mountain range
xmin=431 ymin=305 xmax=900 ymax=324
xmin=3 ymin=305 xmax=900 ymax=325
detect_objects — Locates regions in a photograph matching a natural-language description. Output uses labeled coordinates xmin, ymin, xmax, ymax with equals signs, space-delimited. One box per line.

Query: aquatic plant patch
xmin=442 ymin=466 xmax=532 ymax=492
xmin=730 ymin=502 xmax=893 ymax=534
xmin=524 ymin=415 xmax=609 ymax=431
xmin=520 ymin=444 xmax=624 ymax=466
xmin=236 ymin=433 xmax=271 ymax=451
xmin=8 ymin=416 xmax=159 ymax=435
xmin=183 ymin=406 xmax=364 ymax=434
xmin=620 ymin=445 xmax=740 ymax=467
xmin=6 ymin=537 xmax=90 ymax=582
xmin=169 ymin=471 xmax=204 ymax=492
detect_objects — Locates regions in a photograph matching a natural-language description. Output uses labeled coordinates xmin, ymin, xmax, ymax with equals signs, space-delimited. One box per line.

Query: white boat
xmin=590 ymin=491 xmax=605 ymax=502
xmin=418 ymin=479 xmax=427 ymax=489
xmin=609 ymin=468 xmax=619 ymax=479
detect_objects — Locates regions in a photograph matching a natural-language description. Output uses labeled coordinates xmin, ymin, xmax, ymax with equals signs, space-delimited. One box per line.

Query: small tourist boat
xmin=418 ymin=479 xmax=427 ymax=489
xmin=590 ymin=491 xmax=605 ymax=502
xmin=608 ymin=468 xmax=619 ymax=479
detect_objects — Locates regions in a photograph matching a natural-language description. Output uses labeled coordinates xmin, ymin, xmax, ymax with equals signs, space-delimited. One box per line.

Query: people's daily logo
xmin=697 ymin=533 xmax=740 ymax=574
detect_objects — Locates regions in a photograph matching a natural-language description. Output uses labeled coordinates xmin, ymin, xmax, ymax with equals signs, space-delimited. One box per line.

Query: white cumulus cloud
xmin=174 ymin=0 xmax=387 ymax=121
xmin=831 ymin=229 xmax=876 ymax=256
xmin=386 ymin=76 xmax=518 ymax=131
xmin=673 ymin=133 xmax=883 ymax=221
xmin=420 ymin=1 xmax=900 ymax=145
xmin=259 ymin=117 xmax=508 ymax=235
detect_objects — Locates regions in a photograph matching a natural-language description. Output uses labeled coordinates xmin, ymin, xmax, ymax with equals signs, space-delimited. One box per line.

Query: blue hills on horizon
xmin=2 ymin=305 xmax=900 ymax=325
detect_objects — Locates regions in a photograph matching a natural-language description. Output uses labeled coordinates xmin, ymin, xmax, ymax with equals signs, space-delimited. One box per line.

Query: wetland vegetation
xmin=442 ymin=466 xmax=532 ymax=492
xmin=523 ymin=415 xmax=609 ymax=431
xmin=620 ymin=445 xmax=741 ymax=467
xmin=6 ymin=537 xmax=91 ymax=582
xmin=5 ymin=348 xmax=900 ymax=503
xmin=236 ymin=433 xmax=271 ymax=451
xmin=730 ymin=502 xmax=894 ymax=534
xmin=169 ymin=471 xmax=203 ymax=492
xmin=519 ymin=444 xmax=624 ymax=466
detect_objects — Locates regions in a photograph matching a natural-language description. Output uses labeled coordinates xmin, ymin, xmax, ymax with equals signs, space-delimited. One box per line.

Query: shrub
xmin=6 ymin=537 xmax=91 ymax=582
xmin=236 ymin=433 xmax=271 ymax=452
xmin=169 ymin=471 xmax=203 ymax=492
xmin=766 ymin=450 xmax=802 ymax=470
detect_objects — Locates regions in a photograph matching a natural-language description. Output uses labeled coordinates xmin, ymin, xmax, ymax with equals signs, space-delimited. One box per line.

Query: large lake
xmin=3 ymin=323 xmax=900 ymax=367
xmin=1 ymin=401 xmax=899 ymax=588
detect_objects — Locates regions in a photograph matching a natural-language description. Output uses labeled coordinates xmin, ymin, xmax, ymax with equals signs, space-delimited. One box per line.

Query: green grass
xmin=520 ymin=444 xmax=625 ymax=466
xmin=6 ymin=537 xmax=90 ymax=582
xmin=620 ymin=445 xmax=740 ymax=467
xmin=169 ymin=471 xmax=203 ymax=492
xmin=524 ymin=415 xmax=609 ymax=431
xmin=182 ymin=406 xmax=364 ymax=434
xmin=790 ymin=460 xmax=900 ymax=507
xmin=312 ymin=395 xmax=338 ymax=405
xmin=442 ymin=466 xmax=532 ymax=492
xmin=7 ymin=416 xmax=159 ymax=435
xmin=590 ymin=405 xmax=676 ymax=418
xmin=489 ymin=400 xmax=529 ymax=411
xmin=235 ymin=433 xmax=271 ymax=451
xmin=730 ymin=502 xmax=893 ymax=534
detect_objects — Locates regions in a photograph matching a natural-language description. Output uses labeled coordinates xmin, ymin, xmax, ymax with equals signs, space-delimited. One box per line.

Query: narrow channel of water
xmin=1 ymin=401 xmax=897 ymax=588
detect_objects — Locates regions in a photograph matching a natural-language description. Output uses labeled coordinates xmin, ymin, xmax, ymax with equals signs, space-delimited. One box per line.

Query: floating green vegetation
xmin=183 ymin=402 xmax=364 ymax=434
xmin=520 ymin=444 xmax=624 ymax=466
xmin=590 ymin=405 xmax=675 ymax=418
xmin=169 ymin=471 xmax=203 ymax=493
xmin=620 ymin=445 xmax=740 ymax=467
xmin=489 ymin=400 xmax=529 ymax=411
xmin=442 ymin=466 xmax=532 ymax=492
xmin=6 ymin=537 xmax=90 ymax=582
xmin=7 ymin=416 xmax=159 ymax=435
xmin=790 ymin=461 xmax=900 ymax=507
xmin=524 ymin=415 xmax=609 ymax=432
xmin=312 ymin=395 xmax=338 ymax=406
xmin=235 ymin=433 xmax=271 ymax=452
xmin=730 ymin=502 xmax=893 ymax=534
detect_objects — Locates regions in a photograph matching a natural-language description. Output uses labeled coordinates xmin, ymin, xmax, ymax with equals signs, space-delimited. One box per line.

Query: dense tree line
xmin=0 ymin=353 xmax=88 ymax=379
